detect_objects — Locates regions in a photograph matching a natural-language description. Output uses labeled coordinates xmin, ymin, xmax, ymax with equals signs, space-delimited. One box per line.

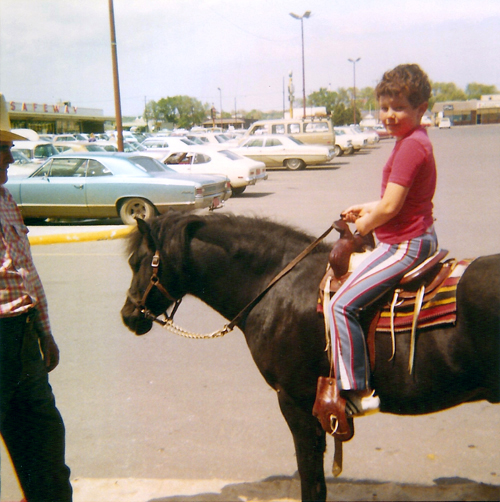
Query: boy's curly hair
xmin=375 ymin=64 xmax=431 ymax=108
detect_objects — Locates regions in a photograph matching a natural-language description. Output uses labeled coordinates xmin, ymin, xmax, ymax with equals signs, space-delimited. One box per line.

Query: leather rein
xmin=128 ymin=222 xmax=337 ymax=337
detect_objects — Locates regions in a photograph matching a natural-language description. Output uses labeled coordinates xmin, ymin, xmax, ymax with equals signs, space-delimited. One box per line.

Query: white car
xmin=187 ymin=132 xmax=233 ymax=147
xmin=332 ymin=129 xmax=354 ymax=156
xmin=351 ymin=125 xmax=379 ymax=144
xmin=12 ymin=140 xmax=59 ymax=163
xmin=144 ymin=146 xmax=267 ymax=196
xmin=439 ymin=117 xmax=451 ymax=129
xmin=334 ymin=127 xmax=367 ymax=151
xmin=229 ymin=134 xmax=334 ymax=170
xmin=141 ymin=136 xmax=197 ymax=149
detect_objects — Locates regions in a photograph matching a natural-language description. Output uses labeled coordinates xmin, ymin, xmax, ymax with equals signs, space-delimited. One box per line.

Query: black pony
xmin=121 ymin=211 xmax=500 ymax=502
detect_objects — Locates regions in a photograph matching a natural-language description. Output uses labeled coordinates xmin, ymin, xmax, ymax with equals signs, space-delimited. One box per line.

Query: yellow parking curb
xmin=28 ymin=226 xmax=134 ymax=246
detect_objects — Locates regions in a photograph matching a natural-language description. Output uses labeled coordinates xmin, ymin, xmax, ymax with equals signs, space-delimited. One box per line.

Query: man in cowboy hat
xmin=0 ymin=93 xmax=72 ymax=501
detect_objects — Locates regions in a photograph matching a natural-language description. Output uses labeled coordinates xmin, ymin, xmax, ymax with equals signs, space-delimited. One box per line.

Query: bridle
xmin=127 ymin=250 xmax=183 ymax=327
xmin=128 ymin=221 xmax=337 ymax=337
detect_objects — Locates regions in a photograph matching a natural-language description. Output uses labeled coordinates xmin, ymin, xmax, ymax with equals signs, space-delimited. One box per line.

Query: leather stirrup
xmin=312 ymin=376 xmax=354 ymax=442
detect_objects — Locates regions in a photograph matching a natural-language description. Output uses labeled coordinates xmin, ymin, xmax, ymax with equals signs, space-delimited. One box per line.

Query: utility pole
xmin=108 ymin=0 xmax=123 ymax=151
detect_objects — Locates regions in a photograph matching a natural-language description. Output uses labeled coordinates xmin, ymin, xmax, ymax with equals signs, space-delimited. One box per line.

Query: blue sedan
xmin=6 ymin=152 xmax=232 ymax=224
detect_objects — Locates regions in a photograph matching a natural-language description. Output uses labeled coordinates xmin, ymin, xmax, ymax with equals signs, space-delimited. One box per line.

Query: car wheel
xmin=230 ymin=185 xmax=246 ymax=196
xmin=334 ymin=145 xmax=343 ymax=157
xmin=346 ymin=146 xmax=355 ymax=155
xmin=285 ymin=158 xmax=305 ymax=170
xmin=119 ymin=198 xmax=157 ymax=225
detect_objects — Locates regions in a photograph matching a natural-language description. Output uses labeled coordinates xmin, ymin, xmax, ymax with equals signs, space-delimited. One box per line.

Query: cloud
xmin=1 ymin=0 xmax=499 ymax=116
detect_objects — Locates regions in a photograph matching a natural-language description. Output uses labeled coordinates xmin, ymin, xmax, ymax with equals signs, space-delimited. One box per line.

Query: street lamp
xmin=348 ymin=57 xmax=361 ymax=124
xmin=217 ymin=87 xmax=223 ymax=130
xmin=290 ymin=10 xmax=311 ymax=119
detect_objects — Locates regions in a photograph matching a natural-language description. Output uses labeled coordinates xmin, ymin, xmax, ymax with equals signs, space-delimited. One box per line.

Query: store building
xmin=432 ymin=95 xmax=500 ymax=126
xmin=7 ymin=100 xmax=114 ymax=134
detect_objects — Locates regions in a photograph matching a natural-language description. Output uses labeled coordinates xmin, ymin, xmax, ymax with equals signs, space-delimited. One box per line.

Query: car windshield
xmin=128 ymin=155 xmax=175 ymax=173
xmin=34 ymin=144 xmax=59 ymax=159
xmin=186 ymin=136 xmax=205 ymax=145
xmin=219 ymin=150 xmax=243 ymax=161
xmin=11 ymin=150 xmax=31 ymax=164
xmin=85 ymin=144 xmax=107 ymax=152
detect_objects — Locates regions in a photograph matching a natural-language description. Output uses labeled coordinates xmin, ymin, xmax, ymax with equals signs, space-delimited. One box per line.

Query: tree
xmin=244 ymin=109 xmax=264 ymax=121
xmin=429 ymin=82 xmax=467 ymax=109
xmin=465 ymin=83 xmax=499 ymax=100
xmin=357 ymin=87 xmax=377 ymax=112
xmin=145 ymin=96 xmax=209 ymax=129
xmin=308 ymin=88 xmax=338 ymax=115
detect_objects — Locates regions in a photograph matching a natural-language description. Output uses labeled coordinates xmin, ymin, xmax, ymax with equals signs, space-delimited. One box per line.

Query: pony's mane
xmin=126 ymin=212 xmax=330 ymax=266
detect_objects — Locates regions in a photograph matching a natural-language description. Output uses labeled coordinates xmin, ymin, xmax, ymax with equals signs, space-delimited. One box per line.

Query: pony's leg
xmin=277 ymin=387 xmax=327 ymax=502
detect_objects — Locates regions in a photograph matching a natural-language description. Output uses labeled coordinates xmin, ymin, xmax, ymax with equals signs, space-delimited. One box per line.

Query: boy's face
xmin=379 ymin=94 xmax=428 ymax=139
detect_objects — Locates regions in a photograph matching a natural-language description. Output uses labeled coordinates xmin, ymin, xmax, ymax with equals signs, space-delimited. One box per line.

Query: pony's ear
xmin=136 ymin=217 xmax=156 ymax=252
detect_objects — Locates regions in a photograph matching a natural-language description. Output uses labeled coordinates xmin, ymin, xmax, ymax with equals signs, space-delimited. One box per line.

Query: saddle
xmin=313 ymin=221 xmax=465 ymax=475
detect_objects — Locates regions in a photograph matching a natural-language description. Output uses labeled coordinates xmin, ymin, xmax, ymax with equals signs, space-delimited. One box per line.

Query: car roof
xmin=12 ymin=140 xmax=55 ymax=148
xmin=241 ymin=134 xmax=293 ymax=140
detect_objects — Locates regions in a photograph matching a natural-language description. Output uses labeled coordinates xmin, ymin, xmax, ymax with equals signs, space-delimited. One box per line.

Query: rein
xmin=132 ymin=221 xmax=337 ymax=339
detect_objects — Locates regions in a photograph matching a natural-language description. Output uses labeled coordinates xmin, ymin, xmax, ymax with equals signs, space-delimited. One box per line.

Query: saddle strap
xmin=408 ymin=285 xmax=426 ymax=374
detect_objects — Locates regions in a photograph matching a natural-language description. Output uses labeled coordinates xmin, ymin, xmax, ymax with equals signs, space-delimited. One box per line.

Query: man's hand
xmin=40 ymin=334 xmax=60 ymax=372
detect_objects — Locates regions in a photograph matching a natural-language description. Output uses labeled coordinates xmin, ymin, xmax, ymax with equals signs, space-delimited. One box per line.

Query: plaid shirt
xmin=0 ymin=187 xmax=51 ymax=337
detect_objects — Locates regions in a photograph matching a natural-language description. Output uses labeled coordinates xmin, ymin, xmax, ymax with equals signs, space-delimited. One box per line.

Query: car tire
xmin=285 ymin=158 xmax=306 ymax=171
xmin=334 ymin=145 xmax=343 ymax=157
xmin=345 ymin=146 xmax=355 ymax=155
xmin=230 ymin=185 xmax=246 ymax=196
xmin=119 ymin=198 xmax=157 ymax=225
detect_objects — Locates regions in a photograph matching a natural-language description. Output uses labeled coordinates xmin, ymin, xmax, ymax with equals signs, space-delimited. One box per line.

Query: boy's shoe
xmin=344 ymin=390 xmax=380 ymax=417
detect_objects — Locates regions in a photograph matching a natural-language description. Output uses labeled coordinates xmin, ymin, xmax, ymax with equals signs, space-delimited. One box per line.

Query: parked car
xmin=334 ymin=127 xmax=367 ymax=151
xmin=229 ymin=134 xmax=334 ymax=170
xmin=98 ymin=141 xmax=146 ymax=153
xmin=141 ymin=136 xmax=197 ymax=149
xmin=245 ymin=118 xmax=335 ymax=147
xmin=439 ymin=117 xmax=451 ymax=129
xmin=53 ymin=141 xmax=108 ymax=153
xmin=8 ymin=150 xmax=39 ymax=177
xmin=351 ymin=125 xmax=379 ymax=144
xmin=187 ymin=132 xmax=233 ymax=146
xmin=12 ymin=141 xmax=59 ymax=163
xmin=421 ymin=116 xmax=433 ymax=127
xmin=11 ymin=150 xmax=33 ymax=165
xmin=5 ymin=153 xmax=232 ymax=225
xmin=332 ymin=129 xmax=354 ymax=156
xmin=53 ymin=134 xmax=88 ymax=142
xmin=366 ymin=124 xmax=392 ymax=139
xmin=146 ymin=147 xmax=267 ymax=196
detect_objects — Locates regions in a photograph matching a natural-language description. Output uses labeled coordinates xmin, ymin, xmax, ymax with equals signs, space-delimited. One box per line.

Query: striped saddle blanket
xmin=376 ymin=259 xmax=472 ymax=333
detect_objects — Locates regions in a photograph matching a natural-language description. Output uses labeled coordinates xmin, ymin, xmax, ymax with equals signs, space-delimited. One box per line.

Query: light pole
xmin=348 ymin=57 xmax=361 ymax=124
xmin=290 ymin=11 xmax=311 ymax=119
xmin=217 ymin=87 xmax=223 ymax=130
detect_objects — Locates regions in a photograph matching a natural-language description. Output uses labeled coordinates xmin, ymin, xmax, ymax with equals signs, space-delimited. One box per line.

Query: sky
xmin=1 ymin=0 xmax=499 ymax=118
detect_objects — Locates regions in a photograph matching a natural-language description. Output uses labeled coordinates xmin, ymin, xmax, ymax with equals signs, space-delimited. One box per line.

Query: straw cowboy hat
xmin=0 ymin=93 xmax=27 ymax=141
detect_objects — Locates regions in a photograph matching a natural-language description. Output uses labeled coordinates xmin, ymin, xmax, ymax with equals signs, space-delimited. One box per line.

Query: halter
xmin=127 ymin=250 xmax=182 ymax=326
xmin=128 ymin=221 xmax=337 ymax=338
